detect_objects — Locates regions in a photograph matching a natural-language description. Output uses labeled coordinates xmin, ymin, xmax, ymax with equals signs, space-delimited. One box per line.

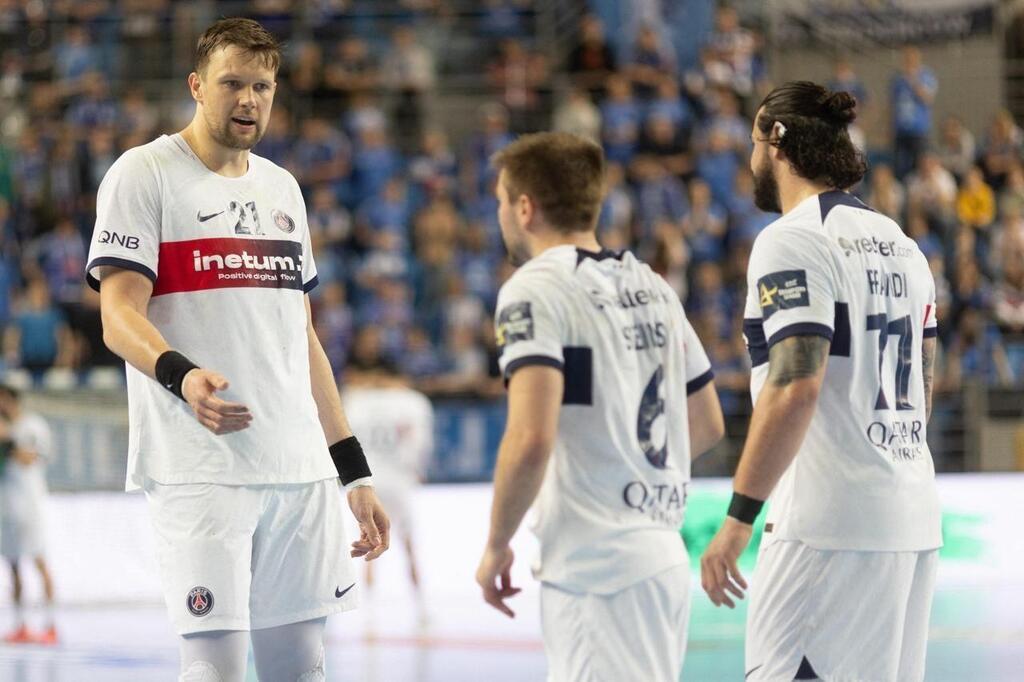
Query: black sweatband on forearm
xmin=155 ymin=350 xmax=199 ymax=402
xmin=329 ymin=436 xmax=372 ymax=485
xmin=727 ymin=492 xmax=765 ymax=525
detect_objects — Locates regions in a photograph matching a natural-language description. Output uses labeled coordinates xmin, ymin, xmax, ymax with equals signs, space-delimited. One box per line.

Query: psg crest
xmin=272 ymin=208 xmax=296 ymax=233
xmin=187 ymin=586 xmax=214 ymax=617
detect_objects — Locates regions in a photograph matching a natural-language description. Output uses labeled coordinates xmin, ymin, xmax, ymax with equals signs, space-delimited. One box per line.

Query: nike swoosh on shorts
xmin=335 ymin=583 xmax=356 ymax=599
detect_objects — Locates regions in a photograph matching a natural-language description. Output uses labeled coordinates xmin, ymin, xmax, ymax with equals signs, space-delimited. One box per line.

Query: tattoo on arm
xmin=767 ymin=335 xmax=830 ymax=387
xmin=921 ymin=337 xmax=936 ymax=420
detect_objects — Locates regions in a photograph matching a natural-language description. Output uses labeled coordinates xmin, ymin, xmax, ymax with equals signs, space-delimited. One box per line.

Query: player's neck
xmin=179 ymin=122 xmax=250 ymax=178
xmin=778 ymin=175 xmax=833 ymax=215
xmin=529 ymin=229 xmax=602 ymax=258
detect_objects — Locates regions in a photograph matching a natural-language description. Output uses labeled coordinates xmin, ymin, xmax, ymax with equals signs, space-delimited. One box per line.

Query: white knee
xmin=295 ymin=646 xmax=325 ymax=682
xmin=179 ymin=660 xmax=223 ymax=682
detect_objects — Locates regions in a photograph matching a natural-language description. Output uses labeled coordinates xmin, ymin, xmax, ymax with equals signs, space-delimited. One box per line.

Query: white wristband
xmin=344 ymin=476 xmax=374 ymax=491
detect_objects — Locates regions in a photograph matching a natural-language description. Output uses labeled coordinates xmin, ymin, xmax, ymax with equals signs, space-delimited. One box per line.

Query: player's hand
xmin=476 ymin=544 xmax=521 ymax=618
xmin=348 ymin=486 xmax=390 ymax=561
xmin=182 ymin=369 xmax=252 ymax=435
xmin=701 ymin=516 xmax=752 ymax=609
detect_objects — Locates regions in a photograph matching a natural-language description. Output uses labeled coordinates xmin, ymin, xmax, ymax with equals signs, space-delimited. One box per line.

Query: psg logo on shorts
xmin=271 ymin=208 xmax=296 ymax=234
xmin=186 ymin=586 xmax=214 ymax=617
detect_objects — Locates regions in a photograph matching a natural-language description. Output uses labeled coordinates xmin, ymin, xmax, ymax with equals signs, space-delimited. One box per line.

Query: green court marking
xmin=681 ymin=495 xmax=989 ymax=566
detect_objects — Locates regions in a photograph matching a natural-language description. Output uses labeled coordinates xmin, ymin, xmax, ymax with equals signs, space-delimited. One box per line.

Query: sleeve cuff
xmin=923 ymin=327 xmax=938 ymax=338
xmin=303 ymin=274 xmax=320 ymax=294
xmin=686 ymin=368 xmax=714 ymax=395
xmin=502 ymin=355 xmax=564 ymax=382
xmin=85 ymin=257 xmax=158 ymax=292
xmin=766 ymin=322 xmax=834 ymax=349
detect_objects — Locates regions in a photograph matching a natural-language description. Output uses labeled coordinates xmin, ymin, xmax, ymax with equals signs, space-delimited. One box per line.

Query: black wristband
xmin=329 ymin=436 xmax=372 ymax=485
xmin=155 ymin=350 xmax=199 ymax=402
xmin=727 ymin=492 xmax=765 ymax=525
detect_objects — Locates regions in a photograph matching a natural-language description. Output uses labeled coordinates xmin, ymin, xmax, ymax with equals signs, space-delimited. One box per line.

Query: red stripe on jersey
xmin=152 ymin=238 xmax=305 ymax=296
xmin=923 ymin=303 xmax=933 ymax=327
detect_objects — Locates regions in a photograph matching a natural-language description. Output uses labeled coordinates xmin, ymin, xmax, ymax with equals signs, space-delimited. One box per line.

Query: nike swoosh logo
xmin=197 ymin=210 xmax=224 ymax=222
xmin=335 ymin=583 xmax=355 ymax=599
xmin=745 ymin=664 xmax=763 ymax=679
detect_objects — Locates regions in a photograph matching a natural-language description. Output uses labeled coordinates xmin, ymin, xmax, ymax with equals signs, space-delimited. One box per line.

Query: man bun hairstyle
xmin=491 ymin=132 xmax=606 ymax=234
xmin=757 ymin=81 xmax=866 ymax=189
xmin=195 ymin=17 xmax=281 ymax=75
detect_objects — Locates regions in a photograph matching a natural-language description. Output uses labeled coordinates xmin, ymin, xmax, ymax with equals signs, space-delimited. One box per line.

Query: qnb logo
xmin=192 ymin=249 xmax=303 ymax=273
xmin=97 ymin=230 xmax=140 ymax=250
xmin=837 ymin=236 xmax=914 ymax=259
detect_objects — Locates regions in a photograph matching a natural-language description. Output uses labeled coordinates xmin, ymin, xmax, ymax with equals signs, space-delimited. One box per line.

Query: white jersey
xmin=341 ymin=386 xmax=433 ymax=489
xmin=1 ymin=412 xmax=52 ymax=511
xmin=743 ymin=190 xmax=942 ymax=552
xmin=495 ymin=245 xmax=713 ymax=594
xmin=86 ymin=134 xmax=337 ymax=491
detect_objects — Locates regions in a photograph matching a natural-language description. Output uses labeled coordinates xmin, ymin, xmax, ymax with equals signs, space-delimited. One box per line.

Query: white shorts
xmin=0 ymin=502 xmax=46 ymax=561
xmin=746 ymin=538 xmax=938 ymax=682
xmin=541 ymin=563 xmax=690 ymax=682
xmin=144 ymin=478 xmax=357 ymax=635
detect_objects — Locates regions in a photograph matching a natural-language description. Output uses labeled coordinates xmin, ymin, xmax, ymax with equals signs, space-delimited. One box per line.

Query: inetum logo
xmin=97 ymin=231 xmax=140 ymax=249
xmin=152 ymin=237 xmax=305 ymax=296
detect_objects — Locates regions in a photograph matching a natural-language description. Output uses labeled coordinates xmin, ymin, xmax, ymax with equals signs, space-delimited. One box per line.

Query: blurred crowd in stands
xmin=0 ymin=1 xmax=1021 ymax=403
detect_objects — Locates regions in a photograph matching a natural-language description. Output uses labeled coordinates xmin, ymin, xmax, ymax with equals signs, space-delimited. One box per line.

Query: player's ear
xmin=188 ymin=72 xmax=203 ymax=102
xmin=516 ymin=192 xmax=535 ymax=228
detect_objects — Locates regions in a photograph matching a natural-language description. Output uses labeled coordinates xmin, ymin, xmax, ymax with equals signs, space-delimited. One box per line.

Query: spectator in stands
xmin=682 ymin=178 xmax=727 ymax=264
xmin=828 ymin=57 xmax=868 ymax=111
xmin=355 ymin=176 xmax=412 ymax=252
xmin=944 ymin=308 xmax=1014 ymax=387
xmin=487 ymin=38 xmax=550 ymax=134
xmin=292 ymin=117 xmax=351 ymax=191
xmin=998 ymin=163 xmax=1024 ymax=218
xmin=350 ymin=124 xmax=402 ymax=206
xmin=65 ymin=70 xmax=119 ymax=133
xmin=600 ymin=74 xmax=641 ymax=165
xmin=456 ymin=223 xmax=500 ymax=307
xmin=313 ymin=281 xmax=353 ymax=373
xmin=381 ymin=25 xmax=436 ymax=151
xmin=4 ymin=279 xmax=70 ymax=383
xmin=460 ymin=103 xmax=513 ymax=204
xmin=597 ymin=162 xmax=634 ymax=239
xmin=624 ymin=25 xmax=676 ymax=101
xmin=697 ymin=127 xmax=740 ymax=208
xmin=956 ymin=167 xmax=996 ymax=248
xmin=54 ymin=23 xmax=102 ymax=94
xmin=567 ymin=13 xmax=617 ymax=98
xmin=865 ymin=164 xmax=905 ymax=222
xmin=936 ymin=115 xmax=976 ymax=183
xmin=632 ymin=155 xmax=687 ymax=239
xmin=992 ymin=249 xmax=1024 ymax=379
xmin=979 ymin=109 xmax=1023 ymax=192
xmin=707 ymin=6 xmax=757 ymax=98
xmin=32 ymin=216 xmax=86 ymax=316
xmin=401 ymin=325 xmax=445 ymax=379
xmin=308 ymin=183 xmax=352 ymax=248
xmin=324 ymin=36 xmax=379 ymax=107
xmin=408 ymin=128 xmax=458 ymax=202
xmin=636 ymin=114 xmax=690 ymax=180
xmin=254 ymin=105 xmax=295 ymax=169
xmin=553 ymin=86 xmax=602 ymax=143
xmin=890 ymin=46 xmax=937 ymax=179
xmin=906 ymin=151 xmax=957 ymax=230
xmin=727 ymin=167 xmax=773 ymax=243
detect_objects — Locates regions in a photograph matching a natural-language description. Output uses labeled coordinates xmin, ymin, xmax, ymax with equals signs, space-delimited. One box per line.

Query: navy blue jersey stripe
xmin=767 ymin=322 xmax=834 ymax=349
xmin=686 ymin=369 xmax=714 ymax=395
xmin=85 ymin=256 xmax=157 ymax=292
xmin=819 ymin=190 xmax=876 ymax=223
xmin=562 ymin=346 xmax=593 ymax=405
xmin=302 ymin=274 xmax=320 ymax=294
xmin=743 ymin=318 xmax=769 ymax=368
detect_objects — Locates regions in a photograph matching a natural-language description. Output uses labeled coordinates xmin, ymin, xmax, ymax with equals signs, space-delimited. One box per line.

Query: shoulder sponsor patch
xmin=496 ymin=301 xmax=534 ymax=348
xmin=757 ymin=269 xmax=809 ymax=319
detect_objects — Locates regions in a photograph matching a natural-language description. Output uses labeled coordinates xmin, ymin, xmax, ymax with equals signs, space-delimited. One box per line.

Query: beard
xmin=752 ymin=156 xmax=782 ymax=214
xmin=207 ymin=111 xmax=265 ymax=151
xmin=501 ymin=227 xmax=531 ymax=267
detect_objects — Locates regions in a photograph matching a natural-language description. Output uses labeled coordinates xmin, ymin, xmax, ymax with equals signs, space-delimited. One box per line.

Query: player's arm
xmin=477 ymin=364 xmax=562 ymax=618
xmin=99 ymin=268 xmax=251 ymax=434
xmin=701 ymin=334 xmax=829 ymax=609
xmin=304 ymin=295 xmax=389 ymax=561
xmin=922 ymin=336 xmax=936 ymax=421
xmin=732 ymin=335 xmax=829 ymax=500
xmin=688 ymin=379 xmax=725 ymax=458
xmin=305 ymin=295 xmax=354 ymax=443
